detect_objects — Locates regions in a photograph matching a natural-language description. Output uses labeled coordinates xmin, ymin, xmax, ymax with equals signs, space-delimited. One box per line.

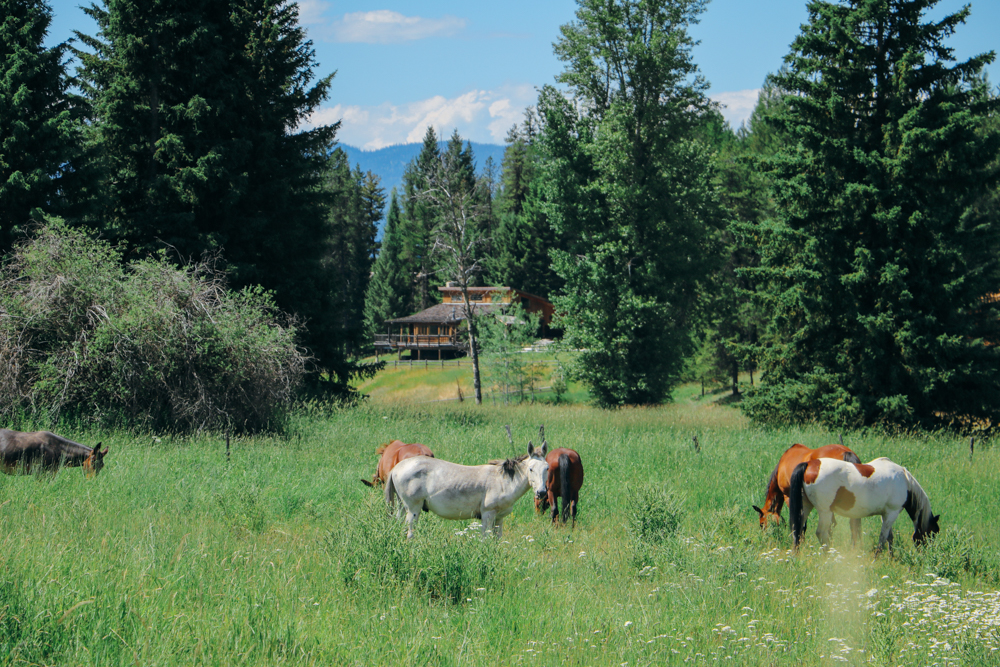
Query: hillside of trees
xmin=2 ymin=0 xmax=998 ymax=432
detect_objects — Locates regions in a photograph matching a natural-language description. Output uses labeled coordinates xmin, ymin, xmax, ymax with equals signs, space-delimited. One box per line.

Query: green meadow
xmin=1 ymin=391 xmax=998 ymax=666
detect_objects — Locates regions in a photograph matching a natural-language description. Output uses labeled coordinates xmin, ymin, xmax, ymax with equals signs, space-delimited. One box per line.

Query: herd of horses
xmin=360 ymin=428 xmax=586 ymax=539
xmin=753 ymin=443 xmax=940 ymax=553
xmin=1 ymin=426 xmax=938 ymax=554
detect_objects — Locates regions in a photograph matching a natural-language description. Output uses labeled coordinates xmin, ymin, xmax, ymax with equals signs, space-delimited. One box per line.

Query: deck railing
xmin=374 ymin=333 xmax=463 ymax=348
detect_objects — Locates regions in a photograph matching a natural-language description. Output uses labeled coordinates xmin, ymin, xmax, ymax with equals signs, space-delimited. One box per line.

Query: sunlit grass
xmin=0 ymin=397 xmax=996 ymax=665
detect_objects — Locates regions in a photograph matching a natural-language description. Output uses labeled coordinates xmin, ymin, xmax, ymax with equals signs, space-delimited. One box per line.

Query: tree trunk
xmin=468 ymin=322 xmax=483 ymax=405
xmin=462 ymin=289 xmax=483 ymax=405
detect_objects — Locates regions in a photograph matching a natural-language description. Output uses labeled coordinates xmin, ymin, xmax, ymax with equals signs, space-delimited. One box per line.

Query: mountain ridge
xmin=338 ymin=142 xmax=507 ymax=225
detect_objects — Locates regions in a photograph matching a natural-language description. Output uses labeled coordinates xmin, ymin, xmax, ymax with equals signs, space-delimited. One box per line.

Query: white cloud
xmin=710 ymin=89 xmax=761 ymax=129
xmin=329 ymin=10 xmax=467 ymax=44
xmin=296 ymin=0 xmax=332 ymax=26
xmin=306 ymin=85 xmax=537 ymax=149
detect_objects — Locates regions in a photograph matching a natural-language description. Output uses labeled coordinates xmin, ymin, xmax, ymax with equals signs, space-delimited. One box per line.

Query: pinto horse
xmin=385 ymin=441 xmax=548 ymax=539
xmin=535 ymin=447 xmax=584 ymax=528
xmin=789 ymin=457 xmax=940 ymax=553
xmin=0 ymin=429 xmax=108 ymax=477
xmin=360 ymin=440 xmax=434 ymax=487
xmin=754 ymin=443 xmax=863 ymax=544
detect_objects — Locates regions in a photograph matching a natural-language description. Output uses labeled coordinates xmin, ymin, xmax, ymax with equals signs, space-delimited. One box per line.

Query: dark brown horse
xmin=360 ymin=440 xmax=434 ymax=487
xmin=753 ymin=443 xmax=862 ymax=543
xmin=535 ymin=447 xmax=584 ymax=528
xmin=0 ymin=429 xmax=108 ymax=477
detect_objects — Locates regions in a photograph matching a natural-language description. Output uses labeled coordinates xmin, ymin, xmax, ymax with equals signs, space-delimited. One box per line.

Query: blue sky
xmin=46 ymin=0 xmax=1000 ymax=149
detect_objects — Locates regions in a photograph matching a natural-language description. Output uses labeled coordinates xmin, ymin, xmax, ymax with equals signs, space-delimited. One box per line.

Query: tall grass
xmin=0 ymin=400 xmax=997 ymax=665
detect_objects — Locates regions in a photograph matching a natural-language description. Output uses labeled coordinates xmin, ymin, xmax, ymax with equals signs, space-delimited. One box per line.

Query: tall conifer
xmin=1 ymin=0 xmax=88 ymax=253
xmin=744 ymin=0 xmax=1000 ymax=428
xmin=364 ymin=190 xmax=410 ymax=341
xmin=76 ymin=0 xmax=348 ymax=383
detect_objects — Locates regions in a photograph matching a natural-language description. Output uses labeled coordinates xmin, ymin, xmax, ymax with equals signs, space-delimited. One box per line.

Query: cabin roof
xmin=387 ymin=302 xmax=506 ymax=325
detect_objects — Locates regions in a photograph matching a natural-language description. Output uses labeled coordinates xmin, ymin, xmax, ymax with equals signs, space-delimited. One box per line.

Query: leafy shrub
xmin=0 ymin=222 xmax=306 ymax=432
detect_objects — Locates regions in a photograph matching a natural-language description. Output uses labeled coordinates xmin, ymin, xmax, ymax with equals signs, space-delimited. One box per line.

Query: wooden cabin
xmin=374 ymin=286 xmax=554 ymax=359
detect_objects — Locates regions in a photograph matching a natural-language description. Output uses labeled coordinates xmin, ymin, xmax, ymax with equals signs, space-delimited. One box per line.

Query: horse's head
xmin=913 ymin=513 xmax=940 ymax=546
xmin=525 ymin=441 xmax=549 ymax=500
xmin=83 ymin=444 xmax=108 ymax=477
xmin=752 ymin=504 xmax=781 ymax=528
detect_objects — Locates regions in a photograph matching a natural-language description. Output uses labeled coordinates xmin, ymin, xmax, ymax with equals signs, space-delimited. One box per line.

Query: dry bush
xmin=0 ymin=222 xmax=306 ymax=433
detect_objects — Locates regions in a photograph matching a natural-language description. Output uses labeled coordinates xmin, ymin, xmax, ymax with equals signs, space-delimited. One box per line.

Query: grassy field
xmin=1 ymin=392 xmax=998 ymax=666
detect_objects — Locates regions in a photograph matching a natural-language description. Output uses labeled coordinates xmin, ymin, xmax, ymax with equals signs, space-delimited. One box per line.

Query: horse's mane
xmin=902 ymin=469 xmax=934 ymax=530
xmin=375 ymin=440 xmax=401 ymax=456
xmin=764 ymin=461 xmax=780 ymax=499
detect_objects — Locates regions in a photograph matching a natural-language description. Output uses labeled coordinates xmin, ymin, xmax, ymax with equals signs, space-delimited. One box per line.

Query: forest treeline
xmin=2 ymin=0 xmax=999 ymax=432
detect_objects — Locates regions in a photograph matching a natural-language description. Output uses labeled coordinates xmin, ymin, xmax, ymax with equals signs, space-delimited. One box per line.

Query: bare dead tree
xmin=419 ymin=153 xmax=490 ymax=404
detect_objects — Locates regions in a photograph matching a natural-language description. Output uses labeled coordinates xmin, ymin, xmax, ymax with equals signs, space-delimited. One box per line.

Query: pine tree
xmin=364 ymin=190 xmax=411 ymax=341
xmin=492 ymin=112 xmax=561 ymax=298
xmin=0 ymin=0 xmax=88 ymax=253
xmin=398 ymin=127 xmax=441 ymax=310
xmin=744 ymin=0 xmax=1000 ymax=428
xmin=540 ymin=0 xmax=722 ymax=407
xmin=323 ymin=150 xmax=382 ymax=359
xmin=76 ymin=0 xmax=347 ymax=384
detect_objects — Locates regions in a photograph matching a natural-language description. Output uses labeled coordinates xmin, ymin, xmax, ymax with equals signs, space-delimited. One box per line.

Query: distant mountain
xmin=338 ymin=141 xmax=506 ymax=231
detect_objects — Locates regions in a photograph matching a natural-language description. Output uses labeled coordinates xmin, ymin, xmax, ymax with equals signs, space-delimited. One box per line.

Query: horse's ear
xmin=540 ymin=441 xmax=547 ymax=456
xmin=752 ymin=505 xmax=764 ymax=517
xmin=527 ymin=441 xmax=534 ymax=455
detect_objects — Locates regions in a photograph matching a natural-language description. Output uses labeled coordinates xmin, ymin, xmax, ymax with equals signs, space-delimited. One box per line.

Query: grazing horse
xmin=385 ymin=442 xmax=549 ymax=539
xmin=535 ymin=447 xmax=584 ymax=528
xmin=789 ymin=457 xmax=940 ymax=554
xmin=0 ymin=429 xmax=108 ymax=477
xmin=753 ymin=443 xmax=863 ymax=544
xmin=360 ymin=440 xmax=434 ymax=487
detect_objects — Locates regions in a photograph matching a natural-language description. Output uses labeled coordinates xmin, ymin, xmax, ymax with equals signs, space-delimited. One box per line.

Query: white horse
xmin=384 ymin=442 xmax=549 ymax=539
xmin=789 ymin=456 xmax=940 ymax=553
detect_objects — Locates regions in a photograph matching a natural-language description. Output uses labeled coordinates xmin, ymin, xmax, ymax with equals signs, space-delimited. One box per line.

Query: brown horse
xmin=360 ymin=440 xmax=434 ymax=487
xmin=0 ymin=429 xmax=108 ymax=477
xmin=535 ymin=447 xmax=584 ymax=528
xmin=753 ymin=443 xmax=862 ymax=543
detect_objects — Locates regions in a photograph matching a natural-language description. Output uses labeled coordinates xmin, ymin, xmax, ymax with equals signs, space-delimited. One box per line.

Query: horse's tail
xmin=842 ymin=449 xmax=861 ymax=465
xmin=788 ymin=461 xmax=809 ymax=548
xmin=384 ymin=471 xmax=397 ymax=513
xmin=559 ymin=453 xmax=571 ymax=524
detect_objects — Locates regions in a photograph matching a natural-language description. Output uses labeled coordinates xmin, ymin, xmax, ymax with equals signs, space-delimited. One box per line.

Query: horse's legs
xmin=480 ymin=511 xmax=497 ymax=537
xmin=849 ymin=518 xmax=862 ymax=549
xmin=876 ymin=510 xmax=901 ymax=555
xmin=815 ymin=509 xmax=835 ymax=549
xmin=405 ymin=510 xmax=420 ymax=539
xmin=494 ymin=518 xmax=504 ymax=540
xmin=570 ymin=493 xmax=578 ymax=529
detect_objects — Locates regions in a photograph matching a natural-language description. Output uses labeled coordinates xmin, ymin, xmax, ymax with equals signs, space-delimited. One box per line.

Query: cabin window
xmin=429 ymin=326 xmax=439 ymax=335
xmin=470 ymin=293 xmax=483 ymax=302
xmin=522 ymin=297 xmax=530 ymax=309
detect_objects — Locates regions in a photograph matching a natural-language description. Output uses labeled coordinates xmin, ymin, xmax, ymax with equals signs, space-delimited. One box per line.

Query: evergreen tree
xmin=0 ymin=0 xmax=88 ymax=253
xmin=744 ymin=0 xmax=1000 ymax=428
xmin=398 ymin=126 xmax=441 ymax=311
xmin=323 ymin=150 xmax=382 ymax=358
xmin=492 ymin=112 xmax=561 ymax=298
xmin=364 ymin=190 xmax=411 ymax=341
xmin=76 ymin=0 xmax=347 ymax=384
xmin=540 ymin=0 xmax=722 ymax=407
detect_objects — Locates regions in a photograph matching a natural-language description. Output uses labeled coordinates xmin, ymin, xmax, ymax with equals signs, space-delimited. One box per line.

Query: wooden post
xmin=692 ymin=435 xmax=700 ymax=453
xmin=839 ymin=433 xmax=844 ymax=447
xmin=970 ymin=437 xmax=975 ymax=462
xmin=226 ymin=431 xmax=231 ymax=463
